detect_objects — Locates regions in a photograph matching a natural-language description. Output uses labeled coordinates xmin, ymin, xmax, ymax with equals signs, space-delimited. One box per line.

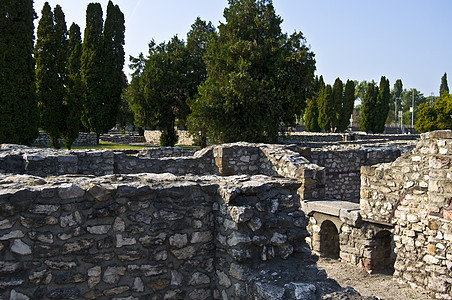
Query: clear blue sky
xmin=33 ymin=0 xmax=452 ymax=97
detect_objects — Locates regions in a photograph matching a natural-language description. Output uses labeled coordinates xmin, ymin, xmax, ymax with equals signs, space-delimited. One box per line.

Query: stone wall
xmin=32 ymin=132 xmax=98 ymax=148
xmin=360 ymin=130 xmax=452 ymax=298
xmin=301 ymin=147 xmax=404 ymax=203
xmin=0 ymin=172 xmax=343 ymax=299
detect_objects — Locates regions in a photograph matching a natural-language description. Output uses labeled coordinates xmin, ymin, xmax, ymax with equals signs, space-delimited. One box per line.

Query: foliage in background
xmin=318 ymin=84 xmax=333 ymax=132
xmin=416 ymin=93 xmax=452 ymax=133
xmin=440 ymin=73 xmax=449 ymax=97
xmin=359 ymin=77 xmax=390 ymax=133
xmin=187 ymin=0 xmax=316 ymax=144
xmin=81 ymin=1 xmax=125 ymax=139
xmin=35 ymin=3 xmax=67 ymax=148
xmin=0 ymin=0 xmax=39 ymax=145
xmin=128 ymin=18 xmax=215 ymax=147
xmin=64 ymin=23 xmax=84 ymax=149
xmin=304 ymin=75 xmax=323 ymax=132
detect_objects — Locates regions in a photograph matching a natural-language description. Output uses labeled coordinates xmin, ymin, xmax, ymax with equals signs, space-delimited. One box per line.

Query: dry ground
xmin=317 ymin=257 xmax=434 ymax=300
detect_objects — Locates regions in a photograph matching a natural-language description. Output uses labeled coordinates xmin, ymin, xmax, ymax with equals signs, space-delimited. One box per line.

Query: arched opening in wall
xmin=319 ymin=220 xmax=339 ymax=259
xmin=371 ymin=230 xmax=394 ymax=273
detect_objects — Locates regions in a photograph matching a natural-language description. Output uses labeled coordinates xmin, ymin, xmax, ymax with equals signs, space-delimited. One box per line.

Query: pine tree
xmin=318 ymin=84 xmax=333 ymax=132
xmin=0 ymin=0 xmax=39 ymax=145
xmin=102 ymin=1 xmax=125 ymax=133
xmin=35 ymin=2 xmax=67 ymax=148
xmin=81 ymin=3 xmax=105 ymax=140
xmin=340 ymin=80 xmax=355 ymax=131
xmin=64 ymin=23 xmax=84 ymax=149
xmin=188 ymin=0 xmax=315 ymax=143
xmin=331 ymin=78 xmax=343 ymax=132
xmin=440 ymin=73 xmax=449 ymax=96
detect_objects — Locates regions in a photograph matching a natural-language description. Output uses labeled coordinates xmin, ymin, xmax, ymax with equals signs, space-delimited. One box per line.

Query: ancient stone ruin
xmin=0 ymin=131 xmax=450 ymax=299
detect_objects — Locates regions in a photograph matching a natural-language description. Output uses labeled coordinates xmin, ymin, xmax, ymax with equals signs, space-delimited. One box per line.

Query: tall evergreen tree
xmin=340 ymin=80 xmax=355 ymax=131
xmin=35 ymin=2 xmax=67 ymax=148
xmin=318 ymin=84 xmax=333 ymax=132
xmin=331 ymin=77 xmax=343 ymax=132
xmin=440 ymin=73 xmax=449 ymax=96
xmin=374 ymin=76 xmax=390 ymax=133
xmin=102 ymin=1 xmax=125 ymax=133
xmin=0 ymin=0 xmax=39 ymax=144
xmin=360 ymin=82 xmax=377 ymax=133
xmin=81 ymin=3 xmax=105 ymax=139
xmin=187 ymin=0 xmax=315 ymax=143
xmin=304 ymin=75 xmax=323 ymax=132
xmin=64 ymin=23 xmax=84 ymax=149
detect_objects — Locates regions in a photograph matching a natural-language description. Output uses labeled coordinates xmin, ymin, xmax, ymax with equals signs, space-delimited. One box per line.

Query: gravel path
xmin=317 ymin=257 xmax=434 ymax=300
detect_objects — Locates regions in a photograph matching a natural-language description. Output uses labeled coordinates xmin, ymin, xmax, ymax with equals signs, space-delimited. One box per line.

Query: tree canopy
xmin=0 ymin=0 xmax=39 ymax=145
xmin=81 ymin=1 xmax=125 ymax=138
xmin=187 ymin=0 xmax=315 ymax=144
xmin=35 ymin=3 xmax=68 ymax=148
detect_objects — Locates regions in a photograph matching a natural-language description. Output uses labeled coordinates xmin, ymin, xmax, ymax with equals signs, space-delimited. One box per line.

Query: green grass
xmin=70 ymin=141 xmax=154 ymax=151
xmin=69 ymin=141 xmax=200 ymax=151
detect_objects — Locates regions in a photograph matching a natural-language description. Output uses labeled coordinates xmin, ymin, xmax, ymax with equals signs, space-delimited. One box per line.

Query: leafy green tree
xmin=81 ymin=3 xmax=105 ymax=140
xmin=416 ymin=94 xmax=452 ymax=132
xmin=440 ymin=73 xmax=449 ymax=96
xmin=340 ymin=80 xmax=355 ymax=131
xmin=102 ymin=0 xmax=125 ymax=133
xmin=360 ymin=82 xmax=377 ymax=133
xmin=415 ymin=103 xmax=438 ymax=133
xmin=331 ymin=78 xmax=343 ymax=132
xmin=129 ymin=37 xmax=190 ymax=146
xmin=187 ymin=0 xmax=315 ymax=144
xmin=35 ymin=3 xmax=67 ymax=148
xmin=304 ymin=75 xmax=323 ymax=132
xmin=64 ymin=23 xmax=84 ymax=149
xmin=318 ymin=84 xmax=333 ymax=132
xmin=0 ymin=0 xmax=39 ymax=145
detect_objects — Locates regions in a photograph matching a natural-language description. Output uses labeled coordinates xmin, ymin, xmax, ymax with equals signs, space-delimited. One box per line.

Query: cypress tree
xmin=374 ymin=76 xmax=390 ymax=133
xmin=102 ymin=1 xmax=125 ymax=134
xmin=331 ymin=78 xmax=343 ymax=132
xmin=440 ymin=73 xmax=449 ymax=96
xmin=81 ymin=3 xmax=105 ymax=140
xmin=35 ymin=2 xmax=67 ymax=148
xmin=360 ymin=82 xmax=377 ymax=133
xmin=340 ymin=80 xmax=355 ymax=131
xmin=0 ymin=0 xmax=39 ymax=145
xmin=318 ymin=84 xmax=333 ymax=132
xmin=64 ymin=23 xmax=84 ymax=149
xmin=304 ymin=75 xmax=323 ymax=132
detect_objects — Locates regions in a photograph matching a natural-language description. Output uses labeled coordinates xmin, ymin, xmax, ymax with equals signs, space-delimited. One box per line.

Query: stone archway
xmin=370 ymin=230 xmax=394 ymax=273
xmin=319 ymin=220 xmax=340 ymax=258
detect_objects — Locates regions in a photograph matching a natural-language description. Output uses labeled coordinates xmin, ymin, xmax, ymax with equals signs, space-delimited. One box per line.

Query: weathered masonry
xmin=302 ymin=131 xmax=452 ymax=299
xmin=0 ymin=143 xmax=355 ymax=300
xmin=1 ymin=131 xmax=451 ymax=299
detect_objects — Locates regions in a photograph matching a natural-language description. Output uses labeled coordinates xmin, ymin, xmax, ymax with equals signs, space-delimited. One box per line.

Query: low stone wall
xmin=100 ymin=134 xmax=146 ymax=144
xmin=0 ymin=172 xmax=344 ymax=299
xmin=360 ymin=130 xmax=452 ymax=298
xmin=300 ymin=147 xmax=403 ymax=203
xmin=31 ymin=132 xmax=98 ymax=147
